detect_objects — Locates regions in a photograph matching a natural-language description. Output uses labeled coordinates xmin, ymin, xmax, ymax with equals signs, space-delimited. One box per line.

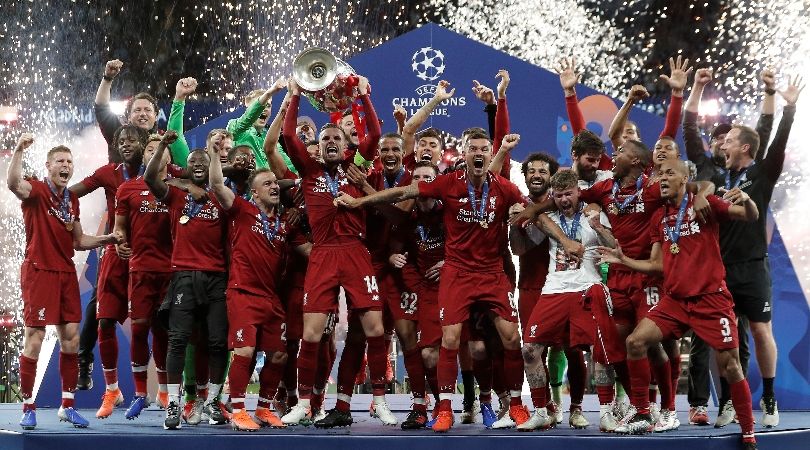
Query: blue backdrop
xmin=41 ymin=23 xmax=808 ymax=410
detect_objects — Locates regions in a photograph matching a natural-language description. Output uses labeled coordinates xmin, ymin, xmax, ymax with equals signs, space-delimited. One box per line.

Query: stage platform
xmin=1 ymin=395 xmax=807 ymax=450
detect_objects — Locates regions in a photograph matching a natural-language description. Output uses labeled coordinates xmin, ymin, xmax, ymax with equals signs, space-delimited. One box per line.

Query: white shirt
xmin=577 ymin=170 xmax=613 ymax=190
xmin=541 ymin=208 xmax=611 ymax=294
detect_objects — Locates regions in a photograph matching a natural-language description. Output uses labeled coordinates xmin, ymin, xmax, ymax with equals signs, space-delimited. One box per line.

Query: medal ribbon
xmin=45 ymin=177 xmax=72 ymax=224
xmin=665 ymin=192 xmax=690 ymax=247
xmin=558 ymin=202 xmax=583 ymax=240
xmin=724 ymin=161 xmax=755 ymax=190
xmin=384 ymin=166 xmax=405 ymax=189
xmin=225 ymin=178 xmax=250 ymax=200
xmin=466 ymin=179 xmax=489 ymax=225
xmin=121 ymin=164 xmax=145 ymax=182
xmin=323 ymin=169 xmax=341 ymax=198
xmin=610 ymin=175 xmax=644 ymax=213
xmin=183 ymin=187 xmax=210 ymax=221
xmin=253 ymin=201 xmax=281 ymax=244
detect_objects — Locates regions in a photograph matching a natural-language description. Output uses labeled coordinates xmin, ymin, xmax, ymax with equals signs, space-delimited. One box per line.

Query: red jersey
xmin=365 ymin=167 xmax=413 ymax=263
xmin=21 ymin=179 xmax=81 ymax=272
xmin=115 ymin=177 xmax=172 ymax=272
xmin=78 ymin=163 xmax=142 ymax=235
xmin=225 ymin=197 xmax=307 ymax=297
xmin=417 ymin=170 xmax=524 ymax=273
xmin=580 ymin=175 xmax=663 ymax=269
xmin=650 ymin=193 xmax=731 ymax=298
xmin=162 ymin=185 xmax=227 ymax=272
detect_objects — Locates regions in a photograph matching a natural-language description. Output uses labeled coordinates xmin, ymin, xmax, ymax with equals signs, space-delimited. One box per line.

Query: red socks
xmin=437 ymin=346 xmax=459 ymax=411
xmin=627 ymin=358 xmax=651 ymax=414
xmin=366 ymin=335 xmax=388 ymax=396
xmin=20 ymin=355 xmax=37 ymax=402
xmin=60 ymin=351 xmax=78 ymax=407
xmin=530 ymin=387 xmax=547 ymax=409
xmin=297 ymin=340 xmax=320 ymax=399
xmin=730 ymin=378 xmax=756 ymax=440
xmin=652 ymin=360 xmax=674 ymax=410
xmin=503 ymin=348 xmax=524 ymax=406
xmin=228 ymin=354 xmax=251 ymax=411
xmin=403 ymin=348 xmax=426 ymax=401
xmin=472 ymin=355 xmax=493 ymax=403
xmin=425 ymin=364 xmax=439 ymax=403
xmin=98 ymin=326 xmax=118 ymax=386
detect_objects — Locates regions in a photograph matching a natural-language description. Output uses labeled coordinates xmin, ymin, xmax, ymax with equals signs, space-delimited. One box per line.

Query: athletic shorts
xmin=606 ymin=269 xmax=645 ymax=327
xmin=523 ymin=286 xmax=598 ymax=349
xmin=281 ymin=281 xmax=304 ymax=341
xmin=128 ymin=271 xmax=172 ymax=321
xmin=385 ymin=264 xmax=422 ymax=323
xmin=647 ymin=290 xmax=739 ymax=350
xmin=726 ymin=258 xmax=772 ymax=323
xmin=96 ymin=249 xmax=130 ymax=323
xmin=417 ymin=280 xmax=441 ymax=348
xmin=589 ymin=284 xmax=627 ymax=365
xmin=21 ymin=261 xmax=81 ymax=326
xmin=227 ymin=288 xmax=286 ymax=352
xmin=437 ymin=265 xmax=518 ymax=326
xmin=518 ymin=288 xmax=542 ymax=330
xmin=303 ymin=242 xmax=382 ymax=314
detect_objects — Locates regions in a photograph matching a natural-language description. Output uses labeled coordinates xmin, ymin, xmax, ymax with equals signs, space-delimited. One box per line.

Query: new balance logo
xmin=303 ymin=293 xmax=308 ymax=306
xmin=38 ymin=308 xmax=45 ymax=321
xmin=529 ymin=324 xmax=537 ymax=338
xmin=417 ymin=331 xmax=422 ymax=342
xmin=723 ymin=336 xmax=733 ymax=343
xmin=372 ymin=294 xmax=380 ymax=301
xmin=763 ymin=302 xmax=771 ymax=313
xmin=439 ymin=308 xmax=444 ymax=320
xmin=175 ymin=293 xmax=183 ymax=305
xmin=236 ymin=329 xmax=243 ymax=342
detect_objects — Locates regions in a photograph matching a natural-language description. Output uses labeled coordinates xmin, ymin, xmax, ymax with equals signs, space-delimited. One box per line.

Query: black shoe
xmin=204 ymin=400 xmax=228 ymax=425
xmin=164 ymin=401 xmax=182 ymax=430
xmin=401 ymin=409 xmax=428 ymax=430
xmin=77 ymin=361 xmax=93 ymax=390
xmin=314 ymin=408 xmax=353 ymax=428
xmin=742 ymin=439 xmax=758 ymax=450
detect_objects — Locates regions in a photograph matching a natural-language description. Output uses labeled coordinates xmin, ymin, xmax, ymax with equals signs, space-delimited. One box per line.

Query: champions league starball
xmin=411 ymin=47 xmax=445 ymax=81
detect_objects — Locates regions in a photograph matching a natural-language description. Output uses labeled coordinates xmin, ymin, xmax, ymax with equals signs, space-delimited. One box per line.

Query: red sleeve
xmin=168 ymin=164 xmax=185 ymax=178
xmin=356 ymin=94 xmax=381 ymax=162
xmin=282 ymin=95 xmax=319 ymax=176
xmin=579 ymin=179 xmax=610 ymax=205
xmin=282 ymin=169 xmax=298 ymax=181
xmin=649 ymin=209 xmax=663 ymax=244
xmin=660 ymin=94 xmax=683 ymax=139
xmin=493 ymin=98 xmax=511 ymax=178
xmin=642 ymin=180 xmax=663 ymax=204
xmin=71 ymin=192 xmax=81 ymax=223
xmin=417 ymin=173 xmax=451 ymax=200
xmin=163 ymin=185 xmax=185 ymax=208
xmin=114 ymin=184 xmax=129 ymax=216
xmin=286 ymin=222 xmax=309 ymax=248
xmin=707 ymin=195 xmax=731 ymax=222
xmin=403 ymin=153 xmax=415 ymax=171
xmin=24 ymin=179 xmax=47 ymax=204
xmin=78 ymin=165 xmax=108 ymax=193
xmin=565 ymin=94 xmax=586 ymax=135
xmin=226 ymin=195 xmax=248 ymax=216
xmin=598 ymin=153 xmax=613 ymax=170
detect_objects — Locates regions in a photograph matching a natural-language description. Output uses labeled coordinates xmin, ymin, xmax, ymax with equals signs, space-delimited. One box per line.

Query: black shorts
xmin=725 ymin=258 xmax=772 ymax=323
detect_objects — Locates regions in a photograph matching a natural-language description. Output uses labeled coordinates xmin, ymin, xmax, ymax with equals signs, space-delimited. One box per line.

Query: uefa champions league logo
xmin=411 ymin=47 xmax=446 ymax=81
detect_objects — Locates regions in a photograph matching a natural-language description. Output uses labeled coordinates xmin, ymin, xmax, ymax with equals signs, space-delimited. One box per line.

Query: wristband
xmin=103 ymin=75 xmax=114 ymax=81
xmin=764 ymin=88 xmax=776 ymax=96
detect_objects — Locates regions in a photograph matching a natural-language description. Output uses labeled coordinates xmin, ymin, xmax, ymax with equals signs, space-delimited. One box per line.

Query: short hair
xmin=417 ymin=128 xmax=445 ymax=150
xmin=248 ymin=167 xmax=273 ymax=189
xmin=623 ymin=139 xmax=652 ymax=168
xmin=461 ymin=127 xmax=487 ymax=138
xmin=245 ymin=89 xmax=265 ymax=105
xmin=463 ymin=130 xmax=491 ymax=150
xmin=379 ymin=132 xmax=404 ymax=149
xmin=207 ymin=128 xmax=232 ymax=143
xmin=732 ymin=124 xmax=761 ymax=158
xmin=188 ymin=148 xmax=210 ymax=162
xmin=113 ymin=124 xmax=149 ymax=150
xmin=413 ymin=161 xmax=439 ymax=176
xmin=571 ymin=129 xmax=605 ymax=157
xmin=521 ymin=152 xmax=560 ymax=176
xmin=125 ymin=92 xmax=159 ymax=122
xmin=711 ymin=123 xmax=732 ymax=140
xmin=550 ymin=169 xmax=579 ymax=191
xmin=319 ymin=122 xmax=350 ymax=141
xmin=341 ymin=110 xmax=353 ymax=119
xmin=228 ymin=144 xmax=252 ymax=161
xmin=305 ymin=140 xmax=319 ymax=147
xmin=47 ymin=145 xmax=72 ymax=160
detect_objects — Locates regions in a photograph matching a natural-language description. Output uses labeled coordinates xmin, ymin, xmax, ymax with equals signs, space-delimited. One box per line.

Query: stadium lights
xmin=109 ymin=100 xmax=128 ymax=116
xmin=698 ymin=98 xmax=720 ymax=117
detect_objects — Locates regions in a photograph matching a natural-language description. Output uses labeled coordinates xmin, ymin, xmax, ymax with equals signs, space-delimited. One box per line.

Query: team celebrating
xmin=8 ymin=52 xmax=804 ymax=450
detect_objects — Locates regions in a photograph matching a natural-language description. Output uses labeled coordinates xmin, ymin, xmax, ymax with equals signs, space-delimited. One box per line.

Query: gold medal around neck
xmin=670 ymin=242 xmax=680 ymax=255
xmin=479 ymin=220 xmax=488 ymax=229
xmin=179 ymin=215 xmax=190 ymax=225
xmin=608 ymin=203 xmax=619 ymax=215
xmin=65 ymin=221 xmax=74 ymax=232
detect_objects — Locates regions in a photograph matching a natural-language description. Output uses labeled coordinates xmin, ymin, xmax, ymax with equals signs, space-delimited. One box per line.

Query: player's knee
xmin=422 ymin=347 xmax=438 ymax=368
xmin=270 ymin=352 xmax=288 ymax=365
xmin=719 ymin=354 xmax=744 ymax=382
xmin=522 ymin=344 xmax=542 ymax=365
xmin=441 ymin=331 xmax=460 ymax=350
xmin=233 ymin=346 xmax=254 ymax=358
xmin=60 ymin=333 xmax=80 ymax=353
xmin=626 ymin=332 xmax=649 ymax=357
xmin=468 ymin=341 xmax=487 ymax=360
xmin=168 ymin=329 xmax=192 ymax=348
xmin=749 ymin=321 xmax=773 ymax=340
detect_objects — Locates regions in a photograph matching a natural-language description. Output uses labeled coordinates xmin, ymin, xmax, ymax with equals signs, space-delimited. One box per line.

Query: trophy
xmin=292 ymin=47 xmax=361 ymax=113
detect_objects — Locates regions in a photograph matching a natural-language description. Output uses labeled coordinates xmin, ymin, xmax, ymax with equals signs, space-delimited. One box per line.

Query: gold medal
xmin=608 ymin=203 xmax=619 ymax=215
xmin=670 ymin=242 xmax=680 ymax=255
xmin=479 ymin=220 xmax=488 ymax=229
xmin=179 ymin=215 xmax=190 ymax=225
xmin=65 ymin=221 xmax=74 ymax=232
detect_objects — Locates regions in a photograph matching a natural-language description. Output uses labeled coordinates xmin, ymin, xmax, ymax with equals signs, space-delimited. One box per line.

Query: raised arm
xmin=94 ymin=60 xmax=125 ymax=161
xmin=471 ymin=80 xmax=497 ymax=140
xmin=230 ymin=79 xmax=284 ymax=136
xmin=94 ymin=60 xmax=122 ymax=107
xmin=556 ymin=57 xmax=586 ymax=135
xmin=6 ymin=133 xmax=35 ymax=200
xmin=144 ymin=131 xmax=177 ymax=200
xmin=355 ymin=76 xmax=382 ymax=161
xmin=658 ymin=55 xmax=691 ymax=138
xmin=683 ymin=68 xmax=712 ymax=165
xmin=282 ymin=80 xmax=315 ymax=176
xmin=393 ymin=105 xmax=407 ymax=136
xmin=493 ymin=70 xmax=512 ymax=178
xmin=264 ymin=92 xmax=293 ymax=180
xmin=608 ymin=85 xmax=649 ymax=149
xmin=762 ymin=75 xmax=802 ymax=182
xmin=489 ymin=134 xmax=519 ymax=174
xmin=167 ymin=77 xmax=197 ymax=167
xmin=402 ymin=80 xmax=455 ymax=145
xmin=599 ymin=242 xmax=663 ymax=276
xmin=755 ymin=68 xmax=776 ymax=163
xmin=208 ymin=139 xmax=234 ymax=210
